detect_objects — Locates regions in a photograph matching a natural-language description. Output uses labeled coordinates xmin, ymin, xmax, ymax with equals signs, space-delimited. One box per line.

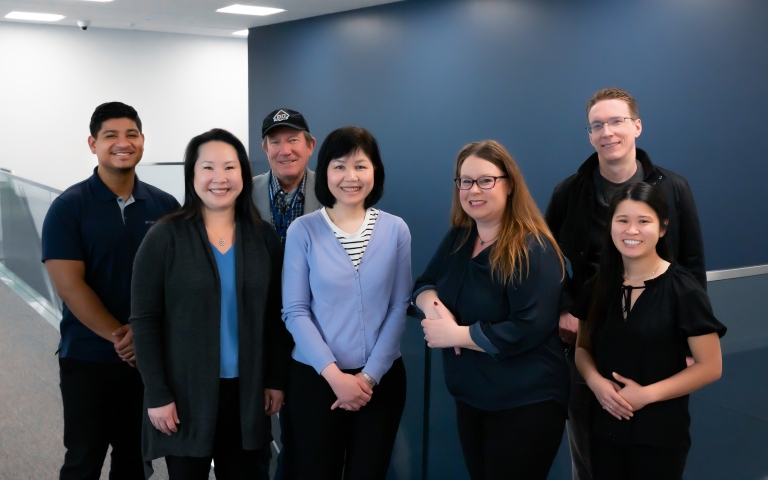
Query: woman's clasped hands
xmin=588 ymin=371 xmax=657 ymax=421
xmin=322 ymin=363 xmax=374 ymax=411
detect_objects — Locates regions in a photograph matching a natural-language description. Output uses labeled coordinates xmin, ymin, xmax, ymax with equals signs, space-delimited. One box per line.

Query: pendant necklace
xmin=205 ymin=223 xmax=234 ymax=247
xmin=478 ymin=234 xmax=499 ymax=246
xmin=623 ymin=260 xmax=664 ymax=282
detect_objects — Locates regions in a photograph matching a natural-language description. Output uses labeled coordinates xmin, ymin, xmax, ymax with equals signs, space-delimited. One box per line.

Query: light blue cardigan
xmin=282 ymin=209 xmax=412 ymax=383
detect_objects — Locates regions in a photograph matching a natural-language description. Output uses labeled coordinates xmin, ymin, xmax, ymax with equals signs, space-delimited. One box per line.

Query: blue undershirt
xmin=212 ymin=244 xmax=238 ymax=378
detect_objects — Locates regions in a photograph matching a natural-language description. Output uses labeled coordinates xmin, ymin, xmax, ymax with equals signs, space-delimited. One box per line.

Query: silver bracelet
xmin=361 ymin=371 xmax=377 ymax=387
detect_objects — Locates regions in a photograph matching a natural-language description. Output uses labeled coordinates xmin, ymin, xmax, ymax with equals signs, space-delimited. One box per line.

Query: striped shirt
xmin=321 ymin=207 xmax=379 ymax=269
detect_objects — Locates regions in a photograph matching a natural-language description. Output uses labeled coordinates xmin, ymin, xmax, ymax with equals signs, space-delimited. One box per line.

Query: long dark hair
xmin=585 ymin=183 xmax=671 ymax=336
xmin=164 ymin=128 xmax=260 ymax=225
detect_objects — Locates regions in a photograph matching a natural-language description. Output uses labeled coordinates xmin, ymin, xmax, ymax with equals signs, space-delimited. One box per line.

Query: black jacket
xmin=130 ymin=215 xmax=291 ymax=469
xmin=545 ymin=148 xmax=706 ymax=306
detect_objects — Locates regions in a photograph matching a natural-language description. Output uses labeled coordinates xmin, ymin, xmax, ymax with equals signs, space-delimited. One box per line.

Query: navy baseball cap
xmin=262 ymin=108 xmax=310 ymax=138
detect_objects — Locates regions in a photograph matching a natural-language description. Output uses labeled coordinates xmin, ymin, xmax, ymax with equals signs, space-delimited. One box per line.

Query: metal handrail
xmin=0 ymin=169 xmax=63 ymax=195
xmin=707 ymin=265 xmax=768 ymax=281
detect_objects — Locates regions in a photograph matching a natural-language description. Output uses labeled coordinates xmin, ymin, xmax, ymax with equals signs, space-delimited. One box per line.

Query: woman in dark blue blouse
xmin=413 ymin=140 xmax=569 ymax=479
xmin=574 ymin=183 xmax=725 ymax=479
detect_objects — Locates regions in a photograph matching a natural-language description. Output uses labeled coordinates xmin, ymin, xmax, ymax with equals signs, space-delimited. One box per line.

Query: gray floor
xmin=0 ymin=280 xmax=209 ymax=479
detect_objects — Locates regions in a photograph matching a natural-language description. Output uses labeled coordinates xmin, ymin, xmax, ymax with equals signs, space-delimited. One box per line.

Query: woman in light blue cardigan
xmin=282 ymin=126 xmax=411 ymax=480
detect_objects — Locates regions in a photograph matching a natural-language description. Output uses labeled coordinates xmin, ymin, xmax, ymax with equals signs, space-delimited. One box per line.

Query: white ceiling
xmin=0 ymin=0 xmax=404 ymax=37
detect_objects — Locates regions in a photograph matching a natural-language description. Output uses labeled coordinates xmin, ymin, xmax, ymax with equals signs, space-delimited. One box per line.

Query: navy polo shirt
xmin=42 ymin=167 xmax=180 ymax=362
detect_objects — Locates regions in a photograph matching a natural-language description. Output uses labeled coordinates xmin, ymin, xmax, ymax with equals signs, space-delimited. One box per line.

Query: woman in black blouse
xmin=413 ymin=140 xmax=569 ymax=479
xmin=574 ymin=182 xmax=725 ymax=480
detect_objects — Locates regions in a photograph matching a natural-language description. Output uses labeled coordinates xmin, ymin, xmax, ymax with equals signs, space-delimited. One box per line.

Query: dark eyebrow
xmin=100 ymin=129 xmax=140 ymax=135
xmin=614 ymin=214 xmax=654 ymax=219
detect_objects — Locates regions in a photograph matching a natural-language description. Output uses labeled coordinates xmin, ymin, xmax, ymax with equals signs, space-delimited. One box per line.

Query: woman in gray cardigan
xmin=130 ymin=128 xmax=291 ymax=480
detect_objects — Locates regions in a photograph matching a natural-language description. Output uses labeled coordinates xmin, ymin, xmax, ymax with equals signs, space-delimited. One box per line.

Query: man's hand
xmin=148 ymin=402 xmax=180 ymax=435
xmin=559 ymin=311 xmax=579 ymax=345
xmin=112 ymin=324 xmax=135 ymax=366
xmin=264 ymin=389 xmax=284 ymax=416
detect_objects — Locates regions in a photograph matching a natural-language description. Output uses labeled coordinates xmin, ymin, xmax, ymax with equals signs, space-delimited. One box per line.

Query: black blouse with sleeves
xmin=572 ymin=264 xmax=726 ymax=450
xmin=413 ymin=226 xmax=569 ymax=411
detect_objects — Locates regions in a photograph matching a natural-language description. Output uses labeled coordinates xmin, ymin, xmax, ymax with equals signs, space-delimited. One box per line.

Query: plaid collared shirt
xmin=269 ymin=169 xmax=307 ymax=243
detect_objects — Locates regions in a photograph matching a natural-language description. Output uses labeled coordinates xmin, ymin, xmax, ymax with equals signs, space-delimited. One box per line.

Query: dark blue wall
xmin=248 ymin=0 xmax=768 ymax=478
xmin=249 ymin=0 xmax=768 ymax=273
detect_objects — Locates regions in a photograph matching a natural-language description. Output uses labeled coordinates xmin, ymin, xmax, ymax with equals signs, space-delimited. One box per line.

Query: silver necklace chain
xmin=205 ymin=224 xmax=234 ymax=247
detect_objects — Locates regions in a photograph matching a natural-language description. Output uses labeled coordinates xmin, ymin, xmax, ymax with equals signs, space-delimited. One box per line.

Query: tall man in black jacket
xmin=544 ymin=87 xmax=706 ymax=480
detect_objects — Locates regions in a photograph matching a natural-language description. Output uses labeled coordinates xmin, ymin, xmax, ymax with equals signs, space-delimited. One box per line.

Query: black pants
xmin=165 ymin=378 xmax=271 ymax=480
xmin=455 ymin=399 xmax=567 ymax=480
xmin=591 ymin=436 xmax=688 ymax=480
xmin=288 ymin=358 xmax=407 ymax=480
xmin=59 ymin=357 xmax=144 ymax=480
xmin=565 ymin=346 xmax=595 ymax=480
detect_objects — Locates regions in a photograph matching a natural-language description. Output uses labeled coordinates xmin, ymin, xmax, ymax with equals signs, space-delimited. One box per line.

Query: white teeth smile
xmin=210 ymin=189 xmax=228 ymax=194
xmin=469 ymin=200 xmax=486 ymax=205
xmin=623 ymin=239 xmax=641 ymax=245
xmin=603 ymin=143 xmax=618 ymax=148
xmin=341 ymin=187 xmax=361 ymax=192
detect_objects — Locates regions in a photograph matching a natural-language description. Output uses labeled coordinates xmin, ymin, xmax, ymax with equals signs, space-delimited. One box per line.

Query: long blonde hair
xmin=450 ymin=140 xmax=564 ymax=284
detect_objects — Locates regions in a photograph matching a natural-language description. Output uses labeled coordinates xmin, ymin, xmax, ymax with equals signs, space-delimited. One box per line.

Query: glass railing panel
xmin=0 ymin=170 xmax=62 ymax=316
xmin=686 ymin=270 xmax=768 ymax=479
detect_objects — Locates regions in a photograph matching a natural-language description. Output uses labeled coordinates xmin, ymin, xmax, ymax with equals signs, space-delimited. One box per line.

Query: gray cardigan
xmin=251 ymin=169 xmax=320 ymax=222
xmin=130 ymin=215 xmax=290 ymax=471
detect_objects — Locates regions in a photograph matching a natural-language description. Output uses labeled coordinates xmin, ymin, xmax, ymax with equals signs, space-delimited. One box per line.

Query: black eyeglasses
xmin=454 ymin=175 xmax=508 ymax=190
xmin=586 ymin=117 xmax=636 ymax=134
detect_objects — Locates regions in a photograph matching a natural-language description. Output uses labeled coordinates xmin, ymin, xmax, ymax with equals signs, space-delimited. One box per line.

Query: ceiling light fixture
xmin=232 ymin=30 xmax=249 ymax=36
xmin=5 ymin=11 xmax=65 ymax=21
xmin=216 ymin=5 xmax=284 ymax=16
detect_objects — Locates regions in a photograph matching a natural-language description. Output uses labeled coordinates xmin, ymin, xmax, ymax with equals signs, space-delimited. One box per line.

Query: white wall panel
xmin=0 ymin=23 xmax=247 ymax=191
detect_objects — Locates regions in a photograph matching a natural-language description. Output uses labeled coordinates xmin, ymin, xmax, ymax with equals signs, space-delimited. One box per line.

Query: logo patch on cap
xmin=273 ymin=110 xmax=290 ymax=122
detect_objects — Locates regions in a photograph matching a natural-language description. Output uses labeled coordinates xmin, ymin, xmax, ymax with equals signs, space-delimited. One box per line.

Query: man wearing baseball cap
xmin=253 ymin=109 xmax=318 ymax=479
xmin=252 ymin=108 xmax=319 ymax=244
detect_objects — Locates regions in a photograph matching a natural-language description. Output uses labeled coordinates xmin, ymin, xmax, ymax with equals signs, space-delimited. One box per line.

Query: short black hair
xmin=89 ymin=102 xmax=142 ymax=137
xmin=315 ymin=126 xmax=385 ymax=209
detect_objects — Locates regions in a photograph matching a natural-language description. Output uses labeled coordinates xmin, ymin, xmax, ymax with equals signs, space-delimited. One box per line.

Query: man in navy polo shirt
xmin=42 ymin=102 xmax=180 ymax=480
